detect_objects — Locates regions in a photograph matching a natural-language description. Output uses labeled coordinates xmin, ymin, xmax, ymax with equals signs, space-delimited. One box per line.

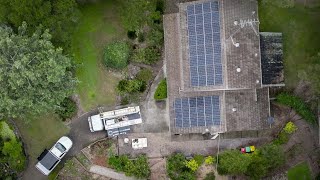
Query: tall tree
xmin=0 ymin=0 xmax=80 ymax=50
xmin=0 ymin=22 xmax=77 ymax=118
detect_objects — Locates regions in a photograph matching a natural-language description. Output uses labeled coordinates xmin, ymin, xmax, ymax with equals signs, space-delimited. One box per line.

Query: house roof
xmin=164 ymin=0 xmax=273 ymax=135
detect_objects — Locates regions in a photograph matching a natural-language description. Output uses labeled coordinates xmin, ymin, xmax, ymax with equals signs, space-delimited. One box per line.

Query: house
xmin=163 ymin=0 xmax=284 ymax=135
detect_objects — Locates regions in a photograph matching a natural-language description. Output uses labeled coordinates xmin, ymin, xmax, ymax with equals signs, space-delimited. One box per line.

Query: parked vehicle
xmin=240 ymin=145 xmax=255 ymax=153
xmin=88 ymin=106 xmax=142 ymax=136
xmin=36 ymin=136 xmax=72 ymax=175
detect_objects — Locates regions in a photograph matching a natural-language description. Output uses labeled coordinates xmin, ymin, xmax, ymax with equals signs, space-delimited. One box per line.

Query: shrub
xmin=2 ymin=139 xmax=26 ymax=171
xmin=283 ymin=121 xmax=298 ymax=134
xmin=205 ymin=156 xmax=215 ymax=165
xmin=193 ymin=154 xmax=205 ymax=165
xmin=132 ymin=47 xmax=161 ymax=64
xmin=154 ymin=79 xmax=167 ymax=100
xmin=127 ymin=31 xmax=137 ymax=40
xmin=138 ymin=32 xmax=145 ymax=43
xmin=217 ymin=150 xmax=252 ymax=175
xmin=108 ymin=155 xmax=150 ymax=178
xmin=259 ymin=144 xmax=285 ymax=170
xmin=117 ymin=79 xmax=146 ymax=93
xmin=276 ymin=93 xmax=316 ymax=124
xmin=104 ymin=41 xmax=130 ymax=69
xmin=167 ymin=153 xmax=196 ymax=180
xmin=56 ymin=97 xmax=77 ymax=121
xmin=185 ymin=159 xmax=199 ymax=172
xmin=136 ymin=68 xmax=153 ymax=82
xmin=204 ymin=172 xmax=215 ymax=180
xmin=273 ymin=131 xmax=289 ymax=145
xmin=147 ymin=26 xmax=164 ymax=48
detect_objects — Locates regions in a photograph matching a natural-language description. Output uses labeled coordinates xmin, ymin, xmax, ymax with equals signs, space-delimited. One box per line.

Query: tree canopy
xmin=0 ymin=22 xmax=77 ymax=118
xmin=0 ymin=0 xmax=80 ymax=50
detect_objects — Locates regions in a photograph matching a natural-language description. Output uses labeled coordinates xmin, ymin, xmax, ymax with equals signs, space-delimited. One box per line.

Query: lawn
xmin=72 ymin=0 xmax=124 ymax=111
xmin=258 ymin=1 xmax=320 ymax=88
xmin=287 ymin=162 xmax=312 ymax=180
xmin=15 ymin=114 xmax=69 ymax=160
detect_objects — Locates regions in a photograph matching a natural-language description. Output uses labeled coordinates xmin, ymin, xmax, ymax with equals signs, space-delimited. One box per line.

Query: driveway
xmin=21 ymin=109 xmax=108 ymax=180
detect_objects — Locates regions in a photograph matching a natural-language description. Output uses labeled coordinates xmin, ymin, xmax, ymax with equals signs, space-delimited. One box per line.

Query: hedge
xmin=276 ymin=93 xmax=317 ymax=124
xmin=154 ymin=79 xmax=167 ymax=100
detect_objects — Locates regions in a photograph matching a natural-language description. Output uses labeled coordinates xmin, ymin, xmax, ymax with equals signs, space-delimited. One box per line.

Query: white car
xmin=36 ymin=136 xmax=72 ymax=175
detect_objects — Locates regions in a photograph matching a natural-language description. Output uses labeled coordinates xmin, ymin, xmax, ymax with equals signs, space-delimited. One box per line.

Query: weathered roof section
xmin=223 ymin=0 xmax=262 ymax=89
xmin=260 ymin=32 xmax=284 ymax=85
xmin=225 ymin=87 xmax=270 ymax=131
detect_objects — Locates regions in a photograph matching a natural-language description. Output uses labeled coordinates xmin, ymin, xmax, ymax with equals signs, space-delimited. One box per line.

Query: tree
xmin=104 ymin=41 xmax=130 ymax=69
xmin=217 ymin=150 xmax=252 ymax=175
xmin=0 ymin=0 xmax=80 ymax=49
xmin=0 ymin=23 xmax=77 ymax=118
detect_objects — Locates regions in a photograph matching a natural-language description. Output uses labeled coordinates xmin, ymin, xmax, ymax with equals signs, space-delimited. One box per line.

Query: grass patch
xmin=154 ymin=79 xmax=167 ymax=100
xmin=258 ymin=2 xmax=320 ymax=88
xmin=15 ymin=114 xmax=69 ymax=161
xmin=72 ymin=0 xmax=124 ymax=110
xmin=288 ymin=162 xmax=312 ymax=180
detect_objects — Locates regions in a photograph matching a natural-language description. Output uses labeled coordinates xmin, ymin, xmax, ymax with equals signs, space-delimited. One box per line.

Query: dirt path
xmin=90 ymin=165 xmax=136 ymax=180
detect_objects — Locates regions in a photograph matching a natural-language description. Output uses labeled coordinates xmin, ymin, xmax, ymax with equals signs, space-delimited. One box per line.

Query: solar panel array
xmin=186 ymin=1 xmax=223 ymax=87
xmin=174 ymin=96 xmax=221 ymax=127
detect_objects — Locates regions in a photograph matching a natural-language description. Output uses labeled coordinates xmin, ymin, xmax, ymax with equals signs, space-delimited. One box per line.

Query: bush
xmin=193 ymin=154 xmax=205 ymax=165
xmin=167 ymin=153 xmax=196 ymax=180
xmin=204 ymin=172 xmax=215 ymax=180
xmin=132 ymin=47 xmax=161 ymax=64
xmin=104 ymin=41 xmax=130 ymax=69
xmin=127 ymin=31 xmax=137 ymax=40
xmin=217 ymin=150 xmax=252 ymax=175
xmin=185 ymin=159 xmax=199 ymax=172
xmin=108 ymin=155 xmax=150 ymax=178
xmin=138 ymin=32 xmax=145 ymax=43
xmin=283 ymin=121 xmax=298 ymax=134
xmin=273 ymin=131 xmax=289 ymax=145
xmin=276 ymin=93 xmax=316 ymax=124
xmin=154 ymin=79 xmax=167 ymax=100
xmin=205 ymin=156 xmax=215 ymax=165
xmin=56 ymin=98 xmax=77 ymax=121
xmin=2 ymin=139 xmax=26 ymax=171
xmin=147 ymin=26 xmax=164 ymax=48
xmin=117 ymin=79 xmax=146 ymax=94
xmin=136 ymin=68 xmax=153 ymax=82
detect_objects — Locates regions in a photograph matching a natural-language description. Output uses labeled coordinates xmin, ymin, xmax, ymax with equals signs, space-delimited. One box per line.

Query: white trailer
xmin=88 ymin=106 xmax=142 ymax=133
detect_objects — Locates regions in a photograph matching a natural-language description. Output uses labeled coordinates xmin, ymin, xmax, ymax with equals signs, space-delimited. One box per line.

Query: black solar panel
xmin=174 ymin=96 xmax=221 ymax=128
xmin=187 ymin=1 xmax=223 ymax=87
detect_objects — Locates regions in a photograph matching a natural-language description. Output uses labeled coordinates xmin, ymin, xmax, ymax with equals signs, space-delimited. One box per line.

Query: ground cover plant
xmin=0 ymin=121 xmax=26 ymax=179
xmin=273 ymin=121 xmax=298 ymax=145
xmin=154 ymin=79 xmax=167 ymax=100
xmin=258 ymin=1 xmax=320 ymax=91
xmin=166 ymin=153 xmax=196 ymax=180
xmin=108 ymin=154 xmax=151 ymax=178
xmin=287 ymin=162 xmax=312 ymax=180
xmin=276 ymin=93 xmax=316 ymax=124
xmin=72 ymin=0 xmax=123 ymax=110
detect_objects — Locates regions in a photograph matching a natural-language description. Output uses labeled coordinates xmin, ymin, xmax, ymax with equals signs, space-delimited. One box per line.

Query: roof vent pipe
xmin=236 ymin=67 xmax=241 ymax=73
xmin=232 ymin=108 xmax=237 ymax=112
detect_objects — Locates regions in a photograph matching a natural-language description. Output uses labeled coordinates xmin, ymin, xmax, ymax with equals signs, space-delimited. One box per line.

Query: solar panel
xmin=187 ymin=1 xmax=222 ymax=87
xmin=174 ymin=96 xmax=221 ymax=128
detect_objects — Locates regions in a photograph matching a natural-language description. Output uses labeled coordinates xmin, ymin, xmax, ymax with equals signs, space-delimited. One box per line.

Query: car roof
xmin=38 ymin=149 xmax=59 ymax=170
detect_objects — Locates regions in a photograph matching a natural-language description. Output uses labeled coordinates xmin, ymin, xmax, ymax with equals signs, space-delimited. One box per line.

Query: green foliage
xmin=167 ymin=153 xmax=196 ymax=180
xmin=185 ymin=159 xmax=199 ymax=172
xmin=193 ymin=154 xmax=205 ymax=165
xmin=0 ymin=22 xmax=77 ymax=118
xmin=276 ymin=93 xmax=316 ymax=124
xmin=104 ymin=41 xmax=130 ymax=69
xmin=127 ymin=31 xmax=137 ymax=40
xmin=283 ymin=121 xmax=298 ymax=134
xmin=288 ymin=162 xmax=312 ymax=180
xmin=0 ymin=121 xmax=16 ymax=140
xmin=136 ymin=69 xmax=153 ymax=82
xmin=245 ymin=153 xmax=268 ymax=180
xmin=117 ymin=79 xmax=146 ymax=94
xmin=119 ymin=0 xmax=156 ymax=32
xmin=205 ymin=156 xmax=215 ymax=165
xmin=132 ymin=47 xmax=161 ymax=64
xmin=108 ymin=155 xmax=150 ymax=178
xmin=261 ymin=0 xmax=294 ymax=8
xmin=2 ymin=139 xmax=26 ymax=172
xmin=55 ymin=97 xmax=77 ymax=121
xmin=204 ymin=172 xmax=215 ymax=180
xmin=0 ymin=0 xmax=80 ymax=50
xmin=154 ymin=79 xmax=167 ymax=100
xmin=138 ymin=32 xmax=145 ymax=43
xmin=273 ymin=130 xmax=289 ymax=145
xmin=259 ymin=144 xmax=285 ymax=170
xmin=147 ymin=26 xmax=164 ymax=48
xmin=217 ymin=150 xmax=252 ymax=175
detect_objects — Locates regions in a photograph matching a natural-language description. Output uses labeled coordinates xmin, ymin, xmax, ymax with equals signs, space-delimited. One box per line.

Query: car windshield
xmin=55 ymin=142 xmax=66 ymax=153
